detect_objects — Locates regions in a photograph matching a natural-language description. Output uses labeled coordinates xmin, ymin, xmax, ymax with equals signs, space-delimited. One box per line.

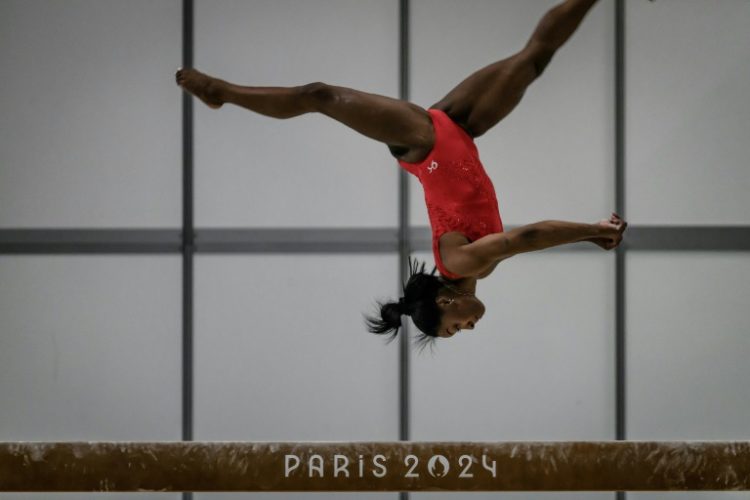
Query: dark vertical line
xmin=398 ymin=1 xmax=411 ymax=500
xmin=614 ymin=1 xmax=626 ymax=500
xmin=181 ymin=1 xmax=194 ymax=499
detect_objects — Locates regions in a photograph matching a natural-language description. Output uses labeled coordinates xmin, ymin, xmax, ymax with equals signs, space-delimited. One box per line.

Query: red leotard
xmin=398 ymin=109 xmax=504 ymax=280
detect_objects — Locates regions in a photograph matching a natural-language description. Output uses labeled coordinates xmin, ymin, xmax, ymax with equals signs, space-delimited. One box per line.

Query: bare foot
xmin=175 ymin=68 xmax=224 ymax=109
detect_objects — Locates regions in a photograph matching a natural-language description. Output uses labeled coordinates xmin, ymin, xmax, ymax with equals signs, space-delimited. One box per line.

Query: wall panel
xmin=194 ymin=0 xmax=400 ymax=228
xmin=0 ymin=0 xmax=182 ymax=228
xmin=626 ymin=0 xmax=750 ymax=225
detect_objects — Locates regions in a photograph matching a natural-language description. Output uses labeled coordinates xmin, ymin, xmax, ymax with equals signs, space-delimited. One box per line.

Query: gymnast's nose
xmin=467 ymin=315 xmax=481 ymax=329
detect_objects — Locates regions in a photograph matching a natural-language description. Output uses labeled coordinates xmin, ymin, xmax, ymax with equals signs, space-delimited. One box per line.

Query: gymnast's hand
xmin=587 ymin=212 xmax=628 ymax=251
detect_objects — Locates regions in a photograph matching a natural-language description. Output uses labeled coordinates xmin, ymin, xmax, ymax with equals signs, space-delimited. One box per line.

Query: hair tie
xmin=398 ymin=296 xmax=407 ymax=313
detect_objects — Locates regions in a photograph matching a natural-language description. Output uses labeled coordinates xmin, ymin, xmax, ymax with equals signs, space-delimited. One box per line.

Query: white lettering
xmin=405 ymin=455 xmax=419 ymax=478
xmin=372 ymin=454 xmax=387 ymax=478
xmin=309 ymin=455 xmax=324 ymax=478
xmin=458 ymin=455 xmax=473 ymax=478
xmin=482 ymin=454 xmax=497 ymax=477
xmin=285 ymin=452 xmax=501 ymax=480
xmin=284 ymin=455 xmax=300 ymax=477
xmin=333 ymin=455 xmax=350 ymax=478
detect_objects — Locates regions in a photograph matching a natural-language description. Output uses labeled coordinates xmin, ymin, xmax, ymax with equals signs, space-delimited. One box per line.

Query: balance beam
xmin=1 ymin=441 xmax=749 ymax=492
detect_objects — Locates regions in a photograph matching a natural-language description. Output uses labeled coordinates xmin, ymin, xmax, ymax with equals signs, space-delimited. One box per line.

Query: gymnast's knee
xmin=533 ymin=54 xmax=553 ymax=77
xmin=299 ymin=81 xmax=339 ymax=110
xmin=523 ymin=40 xmax=556 ymax=78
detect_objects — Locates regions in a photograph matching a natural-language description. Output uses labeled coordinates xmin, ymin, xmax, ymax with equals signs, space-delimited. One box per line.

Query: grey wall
xmin=0 ymin=0 xmax=182 ymax=228
xmin=194 ymin=0 xmax=401 ymax=228
xmin=1 ymin=2 xmax=750 ymax=500
xmin=626 ymin=0 xmax=750 ymax=226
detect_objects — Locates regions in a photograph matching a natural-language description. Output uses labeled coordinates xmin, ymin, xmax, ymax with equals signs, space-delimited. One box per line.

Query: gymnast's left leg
xmin=175 ymin=69 xmax=435 ymax=161
xmin=431 ymin=0 xmax=600 ymax=138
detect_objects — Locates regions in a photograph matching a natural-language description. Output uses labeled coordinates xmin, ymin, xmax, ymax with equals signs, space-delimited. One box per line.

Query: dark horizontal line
xmin=196 ymin=228 xmax=398 ymax=253
xmin=1 ymin=227 xmax=749 ymax=254
xmin=625 ymin=226 xmax=750 ymax=251
xmin=0 ymin=229 xmax=182 ymax=254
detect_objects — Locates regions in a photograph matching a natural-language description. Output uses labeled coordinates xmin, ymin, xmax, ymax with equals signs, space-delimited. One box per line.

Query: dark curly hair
xmin=363 ymin=256 xmax=454 ymax=351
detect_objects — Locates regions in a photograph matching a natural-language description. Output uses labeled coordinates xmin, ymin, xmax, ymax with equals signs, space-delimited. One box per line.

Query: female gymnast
xmin=176 ymin=0 xmax=628 ymax=348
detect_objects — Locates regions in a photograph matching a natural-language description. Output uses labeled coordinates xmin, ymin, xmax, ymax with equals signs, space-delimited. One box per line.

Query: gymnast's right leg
xmin=430 ymin=0 xmax=600 ymax=138
xmin=176 ymin=68 xmax=434 ymax=163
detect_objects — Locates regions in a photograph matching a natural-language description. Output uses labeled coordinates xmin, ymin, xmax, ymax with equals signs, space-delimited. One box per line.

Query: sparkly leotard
xmin=398 ymin=109 xmax=504 ymax=280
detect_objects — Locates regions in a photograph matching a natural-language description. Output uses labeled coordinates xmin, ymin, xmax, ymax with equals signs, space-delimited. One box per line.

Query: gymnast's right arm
xmin=451 ymin=217 xmax=626 ymax=275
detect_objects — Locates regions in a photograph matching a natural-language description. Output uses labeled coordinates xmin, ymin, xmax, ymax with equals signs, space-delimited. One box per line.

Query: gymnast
xmin=176 ymin=0 xmax=628 ymax=347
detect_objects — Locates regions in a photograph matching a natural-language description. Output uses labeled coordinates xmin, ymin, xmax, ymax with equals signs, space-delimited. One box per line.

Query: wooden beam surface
xmin=1 ymin=441 xmax=749 ymax=492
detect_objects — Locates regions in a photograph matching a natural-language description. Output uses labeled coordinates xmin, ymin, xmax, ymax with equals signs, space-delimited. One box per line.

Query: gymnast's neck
xmin=445 ymin=276 xmax=478 ymax=295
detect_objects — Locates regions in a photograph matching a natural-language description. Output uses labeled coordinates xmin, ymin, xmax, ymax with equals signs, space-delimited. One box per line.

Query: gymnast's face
xmin=435 ymin=293 xmax=486 ymax=338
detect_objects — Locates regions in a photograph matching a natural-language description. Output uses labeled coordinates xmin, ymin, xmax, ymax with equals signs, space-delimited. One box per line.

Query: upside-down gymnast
xmin=176 ymin=0 xmax=628 ymax=348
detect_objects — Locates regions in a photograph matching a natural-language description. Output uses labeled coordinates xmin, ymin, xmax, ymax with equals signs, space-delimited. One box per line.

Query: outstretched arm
xmin=446 ymin=214 xmax=627 ymax=277
xmin=510 ymin=215 xmax=627 ymax=253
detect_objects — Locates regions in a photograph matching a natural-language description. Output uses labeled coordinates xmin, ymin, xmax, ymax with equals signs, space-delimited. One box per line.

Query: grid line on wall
xmin=615 ymin=1 xmax=626 ymax=499
xmin=3 ymin=227 xmax=750 ymax=254
xmin=398 ymin=2 xmax=411 ymax=500
xmin=181 ymin=2 xmax=194 ymax=500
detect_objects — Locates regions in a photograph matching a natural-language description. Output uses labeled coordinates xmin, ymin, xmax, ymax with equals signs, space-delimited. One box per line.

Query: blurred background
xmin=1 ymin=1 xmax=749 ymax=500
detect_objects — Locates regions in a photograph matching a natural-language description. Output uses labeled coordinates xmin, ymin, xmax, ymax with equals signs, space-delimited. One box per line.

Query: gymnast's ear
xmin=435 ymin=295 xmax=453 ymax=307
